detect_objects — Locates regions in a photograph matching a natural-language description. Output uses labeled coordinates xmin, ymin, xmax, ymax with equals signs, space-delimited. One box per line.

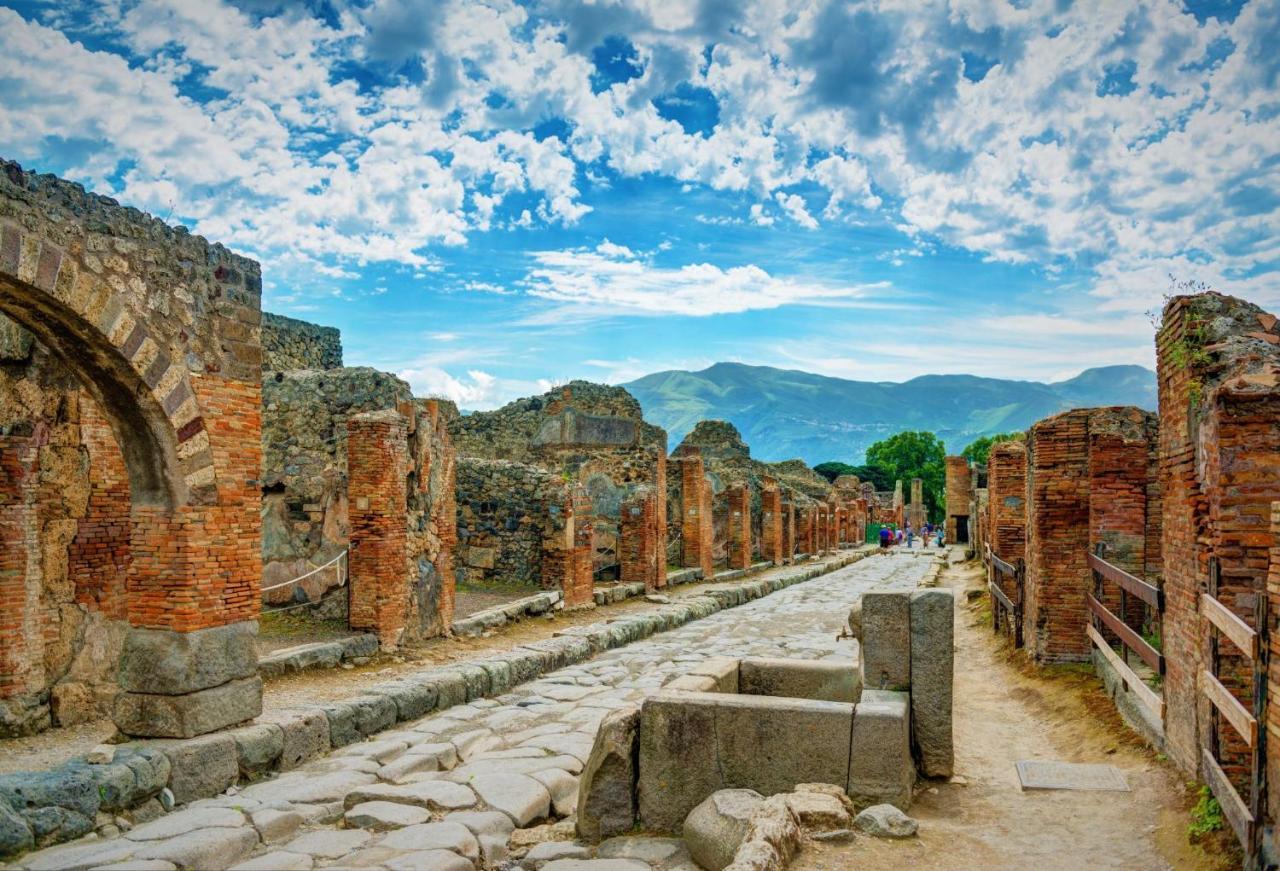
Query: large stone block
xmin=846 ymin=690 xmax=913 ymax=810
xmin=260 ymin=709 xmax=330 ymax=771
xmin=112 ymin=676 xmax=263 ymax=739
xmin=577 ymin=704 xmax=640 ymax=843
xmin=638 ymin=691 xmax=853 ymax=834
xmin=739 ymin=658 xmax=860 ymax=703
xmin=118 ymin=621 xmax=259 ymax=696
xmin=151 ymin=733 xmax=240 ymax=804
xmin=910 ymin=589 xmax=954 ymax=778
xmin=859 ymin=592 xmax=911 ymax=691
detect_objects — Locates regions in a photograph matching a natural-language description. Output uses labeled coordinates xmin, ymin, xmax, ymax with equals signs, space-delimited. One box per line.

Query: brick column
xmin=568 ymin=490 xmax=595 ymax=607
xmin=987 ymin=442 xmax=1027 ymax=564
xmin=1024 ymin=411 xmax=1091 ymax=663
xmin=621 ymin=487 xmax=661 ymax=592
xmin=781 ymin=499 xmax=795 ymax=561
xmin=945 ymin=458 xmax=972 ymax=544
xmin=679 ymin=448 xmax=714 ymax=578
xmin=727 ymin=485 xmax=751 ymax=570
xmin=348 ymin=410 xmax=409 ymax=649
xmin=0 ymin=436 xmax=38 ymax=717
xmin=760 ymin=482 xmax=783 ymax=566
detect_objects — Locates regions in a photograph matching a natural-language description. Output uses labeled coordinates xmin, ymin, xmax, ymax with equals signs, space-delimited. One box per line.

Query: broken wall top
xmin=262 ymin=312 xmax=343 ymax=371
xmin=1160 ymin=291 xmax=1280 ymax=402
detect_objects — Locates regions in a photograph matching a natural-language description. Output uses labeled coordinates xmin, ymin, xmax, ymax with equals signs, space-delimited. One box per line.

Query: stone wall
xmin=261 ymin=312 xmax=342 ymax=372
xmin=454 ymin=457 xmax=567 ymax=589
xmin=260 ymin=368 xmax=412 ymax=606
xmin=986 ymin=441 xmax=1027 ymax=565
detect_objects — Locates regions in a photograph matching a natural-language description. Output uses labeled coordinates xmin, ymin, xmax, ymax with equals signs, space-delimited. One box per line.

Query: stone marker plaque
xmin=1015 ymin=760 xmax=1129 ymax=792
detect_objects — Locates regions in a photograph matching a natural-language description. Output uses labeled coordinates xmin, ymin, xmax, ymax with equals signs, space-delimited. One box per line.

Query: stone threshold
xmin=257 ymin=634 xmax=380 ymax=679
xmin=0 ymin=548 xmax=876 ymax=862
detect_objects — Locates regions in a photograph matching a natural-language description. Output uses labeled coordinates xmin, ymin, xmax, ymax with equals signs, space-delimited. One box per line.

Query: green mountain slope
xmin=623 ymin=362 xmax=1156 ymax=464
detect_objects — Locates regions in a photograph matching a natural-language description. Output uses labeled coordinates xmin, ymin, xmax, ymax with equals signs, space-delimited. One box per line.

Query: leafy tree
xmin=813 ymin=461 xmax=893 ymax=491
xmin=961 ymin=431 xmax=1026 ymax=466
xmin=865 ymin=431 xmax=947 ymax=522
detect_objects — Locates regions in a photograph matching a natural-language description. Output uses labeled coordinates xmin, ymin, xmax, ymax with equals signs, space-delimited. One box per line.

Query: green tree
xmin=865 ymin=431 xmax=947 ymax=522
xmin=813 ymin=461 xmax=858 ymax=483
xmin=961 ymin=431 xmax=1026 ymax=466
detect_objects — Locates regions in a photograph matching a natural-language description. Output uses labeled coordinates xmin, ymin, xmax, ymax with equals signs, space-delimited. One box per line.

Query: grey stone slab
xmin=1014 ymin=761 xmax=1129 ymax=791
xmin=118 ymin=622 xmax=258 ymax=695
xmin=846 ymin=691 xmax=913 ymax=810
xmin=859 ymin=592 xmax=911 ymax=691
xmin=469 ymin=773 xmax=551 ymax=826
xmin=240 ymin=769 xmax=377 ymax=805
xmin=123 ymin=806 xmax=246 ymax=841
xmin=228 ymin=851 xmax=314 ymax=870
xmin=282 ymin=829 xmax=372 ymax=858
xmin=344 ymin=800 xmax=431 ymax=830
xmin=378 ymin=821 xmax=478 ymax=860
xmin=738 ymin=658 xmax=859 ymax=703
xmin=113 ymin=677 xmax=263 ymax=740
xmin=230 ymin=723 xmax=284 ymax=779
xmin=150 ymin=733 xmax=241 ymax=805
xmin=383 ymin=849 xmax=473 ymax=871
xmin=260 ymin=709 xmax=330 ymax=771
xmin=910 ymin=589 xmax=954 ymax=778
xmin=134 ymin=826 xmax=259 ymax=869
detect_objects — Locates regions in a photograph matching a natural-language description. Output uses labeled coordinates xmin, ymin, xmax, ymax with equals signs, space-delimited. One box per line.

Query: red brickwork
xmin=68 ymin=398 xmax=129 ymax=620
xmin=0 ymin=436 xmax=37 ymax=700
xmin=678 ymin=448 xmax=714 ymax=578
xmin=1023 ymin=412 xmax=1090 ymax=662
xmin=760 ymin=481 xmax=783 ymax=566
xmin=781 ymin=499 xmax=796 ymax=561
xmin=945 ymin=457 xmax=972 ymax=544
xmin=566 ymin=489 xmax=595 ymax=607
xmin=1156 ymin=293 xmax=1280 ymax=780
xmin=620 ymin=487 xmax=662 ymax=591
xmin=347 ymin=411 xmax=409 ymax=647
xmin=986 ymin=441 xmax=1027 ymax=564
xmin=727 ymin=485 xmax=751 ymax=570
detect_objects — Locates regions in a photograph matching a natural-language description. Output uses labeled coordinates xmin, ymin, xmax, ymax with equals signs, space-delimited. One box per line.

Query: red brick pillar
xmin=0 ymin=435 xmax=37 ymax=709
xmin=987 ymin=442 xmax=1027 ymax=564
xmin=568 ymin=490 xmax=595 ymax=607
xmin=653 ymin=451 xmax=667 ymax=588
xmin=945 ymin=457 xmax=972 ymax=544
xmin=727 ymin=485 xmax=751 ymax=570
xmin=1024 ymin=410 xmax=1091 ymax=663
xmin=621 ymin=488 xmax=661 ymax=592
xmin=348 ymin=410 xmax=409 ymax=649
xmin=761 ymin=483 xmax=783 ymax=566
xmin=679 ymin=448 xmax=714 ymax=579
xmin=781 ymin=499 xmax=795 ymax=561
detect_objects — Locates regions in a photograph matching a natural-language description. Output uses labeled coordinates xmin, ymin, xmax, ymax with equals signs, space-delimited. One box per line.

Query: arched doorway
xmin=0 ymin=162 xmax=264 ymax=737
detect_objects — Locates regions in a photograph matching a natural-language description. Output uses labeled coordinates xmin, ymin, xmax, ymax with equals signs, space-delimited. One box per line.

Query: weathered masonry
xmin=976 ymin=291 xmax=1280 ymax=865
xmin=0 ymin=160 xmax=263 ymax=738
xmin=944 ymin=456 xmax=972 ymax=544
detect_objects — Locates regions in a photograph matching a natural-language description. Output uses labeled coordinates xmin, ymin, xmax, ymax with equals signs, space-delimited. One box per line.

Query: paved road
xmin=17 ymin=552 xmax=934 ymax=871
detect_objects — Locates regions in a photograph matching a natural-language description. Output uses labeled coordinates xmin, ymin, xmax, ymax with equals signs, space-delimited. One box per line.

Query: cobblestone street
xmin=14 ymin=552 xmax=934 ymax=871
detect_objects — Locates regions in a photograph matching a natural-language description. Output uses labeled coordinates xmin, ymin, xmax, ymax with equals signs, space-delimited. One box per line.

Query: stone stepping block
xmin=344 ymin=780 xmax=478 ymax=812
xmin=345 ymin=800 xmax=432 ymax=830
xmin=281 ymin=829 xmax=372 ymax=859
xmin=379 ymin=821 xmax=479 ymax=861
xmin=469 ymin=773 xmax=551 ymax=826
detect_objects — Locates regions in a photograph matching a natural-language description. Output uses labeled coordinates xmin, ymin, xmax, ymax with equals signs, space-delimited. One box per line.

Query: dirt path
xmin=796 ymin=557 xmax=1226 ymax=871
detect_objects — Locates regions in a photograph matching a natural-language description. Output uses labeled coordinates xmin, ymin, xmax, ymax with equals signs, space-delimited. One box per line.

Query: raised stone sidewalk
xmin=10 ymin=550 xmax=934 ymax=870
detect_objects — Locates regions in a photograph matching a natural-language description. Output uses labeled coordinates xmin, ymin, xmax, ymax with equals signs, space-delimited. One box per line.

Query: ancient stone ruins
xmin=3 ymin=161 xmax=1280 ymax=869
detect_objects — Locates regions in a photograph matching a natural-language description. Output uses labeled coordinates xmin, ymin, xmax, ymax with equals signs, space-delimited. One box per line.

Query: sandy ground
xmin=794 ymin=557 xmax=1234 ymax=871
xmin=0 ymin=553 xmax=854 ymax=775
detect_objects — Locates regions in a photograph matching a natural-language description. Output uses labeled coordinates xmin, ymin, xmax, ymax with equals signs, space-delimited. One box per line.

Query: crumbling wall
xmin=986 ymin=441 xmax=1027 ymax=564
xmin=455 ymin=457 xmax=567 ymax=588
xmin=1156 ymin=292 xmax=1280 ymax=786
xmin=1022 ymin=407 xmax=1158 ymax=664
xmin=261 ymin=312 xmax=342 ymax=372
xmin=945 ymin=457 xmax=972 ymax=544
xmin=260 ymin=368 xmax=411 ymax=606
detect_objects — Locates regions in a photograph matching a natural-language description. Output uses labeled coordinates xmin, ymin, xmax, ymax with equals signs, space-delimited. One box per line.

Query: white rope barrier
xmin=261 ymin=549 xmax=348 ymax=594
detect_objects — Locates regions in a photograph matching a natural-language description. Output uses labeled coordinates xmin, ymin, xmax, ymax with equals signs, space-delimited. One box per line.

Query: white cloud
xmin=522 ymin=245 xmax=877 ymax=316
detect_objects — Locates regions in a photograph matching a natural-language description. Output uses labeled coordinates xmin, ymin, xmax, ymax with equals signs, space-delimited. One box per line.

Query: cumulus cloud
xmin=522 ymin=244 xmax=878 ymax=316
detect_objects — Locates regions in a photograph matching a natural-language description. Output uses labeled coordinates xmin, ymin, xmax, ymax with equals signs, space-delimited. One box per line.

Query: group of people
xmin=877 ymin=519 xmax=945 ymax=550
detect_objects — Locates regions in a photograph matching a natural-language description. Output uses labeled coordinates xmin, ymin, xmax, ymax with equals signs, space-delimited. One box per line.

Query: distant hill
xmin=623 ymin=363 xmax=1157 ymax=464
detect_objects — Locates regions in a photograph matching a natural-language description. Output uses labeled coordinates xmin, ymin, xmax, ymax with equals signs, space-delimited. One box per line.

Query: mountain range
xmin=622 ymin=362 xmax=1157 ymax=465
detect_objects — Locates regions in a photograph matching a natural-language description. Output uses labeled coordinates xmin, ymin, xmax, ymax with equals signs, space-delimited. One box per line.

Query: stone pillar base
xmin=114 ymin=676 xmax=262 ymax=738
xmin=112 ymin=620 xmax=261 ymax=738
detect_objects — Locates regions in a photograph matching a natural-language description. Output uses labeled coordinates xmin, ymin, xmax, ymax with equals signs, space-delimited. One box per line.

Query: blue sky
xmin=2 ymin=0 xmax=1278 ymax=408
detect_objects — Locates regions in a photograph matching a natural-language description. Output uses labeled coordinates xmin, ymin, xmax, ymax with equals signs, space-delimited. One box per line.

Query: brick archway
xmin=1 ymin=161 xmax=264 ymax=737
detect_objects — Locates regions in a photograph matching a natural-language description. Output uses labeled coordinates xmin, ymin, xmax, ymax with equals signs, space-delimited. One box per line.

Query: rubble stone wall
xmin=262 ymin=312 xmax=342 ymax=372
xmin=454 ymin=457 xmax=567 ymax=589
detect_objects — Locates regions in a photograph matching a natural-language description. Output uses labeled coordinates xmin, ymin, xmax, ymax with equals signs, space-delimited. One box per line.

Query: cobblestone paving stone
xmin=13 ymin=552 xmax=932 ymax=871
